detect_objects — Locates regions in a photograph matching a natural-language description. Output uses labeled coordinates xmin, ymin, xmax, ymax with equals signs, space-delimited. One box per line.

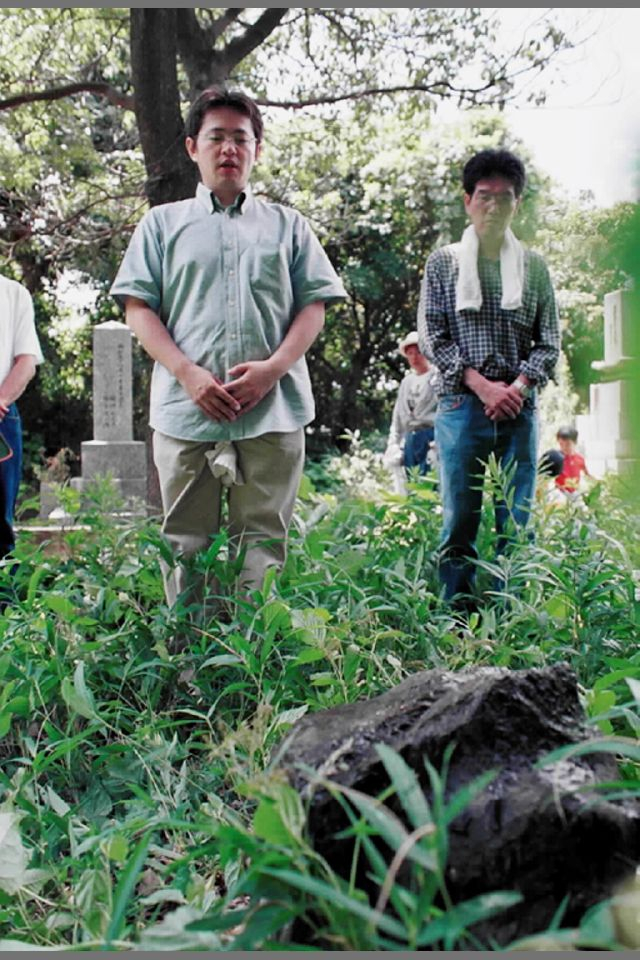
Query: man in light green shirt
xmin=111 ymin=86 xmax=346 ymax=610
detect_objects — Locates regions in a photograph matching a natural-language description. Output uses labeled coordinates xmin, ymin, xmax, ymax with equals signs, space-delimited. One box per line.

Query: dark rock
xmin=271 ymin=664 xmax=640 ymax=946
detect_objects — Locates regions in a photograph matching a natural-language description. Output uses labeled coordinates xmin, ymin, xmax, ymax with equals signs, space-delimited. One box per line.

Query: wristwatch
xmin=512 ymin=377 xmax=531 ymax=398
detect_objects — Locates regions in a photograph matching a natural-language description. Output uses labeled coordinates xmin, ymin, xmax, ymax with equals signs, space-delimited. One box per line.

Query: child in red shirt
xmin=555 ymin=425 xmax=592 ymax=493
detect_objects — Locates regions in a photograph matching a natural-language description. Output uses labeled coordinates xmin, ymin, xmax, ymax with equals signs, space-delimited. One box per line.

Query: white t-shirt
xmin=0 ymin=275 xmax=44 ymax=387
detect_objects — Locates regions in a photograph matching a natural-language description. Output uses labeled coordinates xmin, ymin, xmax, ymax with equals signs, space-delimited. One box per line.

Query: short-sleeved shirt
xmin=418 ymin=243 xmax=560 ymax=396
xmin=556 ymin=452 xmax=587 ymax=491
xmin=388 ymin=369 xmax=438 ymax=447
xmin=110 ymin=183 xmax=347 ymax=442
xmin=0 ymin=276 xmax=44 ymax=386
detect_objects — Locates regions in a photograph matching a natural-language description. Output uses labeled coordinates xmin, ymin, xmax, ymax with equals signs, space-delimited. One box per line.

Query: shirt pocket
xmin=506 ymin=298 xmax=537 ymax=335
xmin=247 ymin=244 xmax=291 ymax=298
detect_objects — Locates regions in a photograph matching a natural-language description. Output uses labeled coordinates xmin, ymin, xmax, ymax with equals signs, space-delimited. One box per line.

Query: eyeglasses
xmin=201 ymin=133 xmax=256 ymax=148
xmin=473 ymin=190 xmax=517 ymax=208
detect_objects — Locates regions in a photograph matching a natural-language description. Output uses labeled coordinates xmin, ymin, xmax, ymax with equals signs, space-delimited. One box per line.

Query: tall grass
xmin=0 ymin=454 xmax=638 ymax=949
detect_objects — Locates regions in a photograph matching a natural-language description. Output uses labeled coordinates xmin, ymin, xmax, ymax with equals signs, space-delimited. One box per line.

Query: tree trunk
xmin=130 ymin=9 xmax=197 ymax=207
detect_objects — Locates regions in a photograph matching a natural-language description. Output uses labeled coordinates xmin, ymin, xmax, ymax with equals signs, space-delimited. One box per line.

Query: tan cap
xmin=398 ymin=331 xmax=420 ymax=357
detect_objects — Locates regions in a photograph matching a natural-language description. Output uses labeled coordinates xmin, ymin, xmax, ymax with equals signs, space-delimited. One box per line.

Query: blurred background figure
xmin=383 ymin=331 xmax=437 ymax=495
xmin=538 ymin=424 xmax=594 ymax=507
xmin=538 ymin=447 xmax=564 ymax=480
xmin=554 ymin=424 xmax=593 ymax=495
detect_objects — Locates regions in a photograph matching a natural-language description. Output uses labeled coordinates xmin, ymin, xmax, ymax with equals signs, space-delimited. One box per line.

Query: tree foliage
xmin=536 ymin=198 xmax=637 ymax=404
xmin=0 ymin=7 xmax=600 ymax=464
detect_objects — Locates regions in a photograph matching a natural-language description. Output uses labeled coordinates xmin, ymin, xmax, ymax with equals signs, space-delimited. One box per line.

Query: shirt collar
xmin=196 ymin=181 xmax=254 ymax=215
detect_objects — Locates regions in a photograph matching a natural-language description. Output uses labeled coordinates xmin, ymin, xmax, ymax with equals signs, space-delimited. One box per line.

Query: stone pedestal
xmin=70 ymin=440 xmax=148 ymax=505
xmin=41 ymin=321 xmax=147 ymax=517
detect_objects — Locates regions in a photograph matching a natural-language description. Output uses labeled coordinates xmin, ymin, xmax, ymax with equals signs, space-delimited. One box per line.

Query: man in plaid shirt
xmin=418 ymin=148 xmax=560 ymax=609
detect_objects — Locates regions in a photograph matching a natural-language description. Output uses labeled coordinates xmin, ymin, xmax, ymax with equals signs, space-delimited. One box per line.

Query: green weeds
xmin=0 ymin=460 xmax=638 ymax=948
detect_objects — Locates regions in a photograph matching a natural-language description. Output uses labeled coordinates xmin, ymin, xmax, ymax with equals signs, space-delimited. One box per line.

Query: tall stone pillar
xmin=577 ymin=288 xmax=640 ymax=481
xmin=69 ymin=321 xmax=148 ymax=510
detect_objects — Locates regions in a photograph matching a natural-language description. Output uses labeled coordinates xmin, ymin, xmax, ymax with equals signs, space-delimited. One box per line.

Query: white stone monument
xmin=578 ymin=288 xmax=639 ymax=480
xmin=69 ymin=321 xmax=147 ymax=510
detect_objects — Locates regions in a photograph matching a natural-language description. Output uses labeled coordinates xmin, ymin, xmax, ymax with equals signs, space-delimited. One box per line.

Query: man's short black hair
xmin=185 ymin=85 xmax=264 ymax=142
xmin=556 ymin=424 xmax=578 ymax=442
xmin=462 ymin=148 xmax=526 ymax=198
xmin=539 ymin=448 xmax=564 ymax=478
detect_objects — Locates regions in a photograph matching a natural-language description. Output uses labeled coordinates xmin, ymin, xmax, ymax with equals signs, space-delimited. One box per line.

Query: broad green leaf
xmin=104 ymin=834 xmax=129 ymax=862
xmin=0 ymin=654 xmax=11 ymax=681
xmin=262 ymin=598 xmax=291 ymax=634
xmin=543 ymin=594 xmax=571 ymax=621
xmin=292 ymin=647 xmax=326 ymax=665
xmin=291 ymin=607 xmax=331 ymax=645
xmin=593 ymin=668 xmax=640 ymax=694
xmin=0 ymin=813 xmax=27 ymax=894
xmin=2 ymin=696 xmax=29 ymax=718
xmin=333 ymin=549 xmax=369 ymax=574
xmin=304 ymin=530 xmax=325 ymax=560
xmin=309 ymin=672 xmax=335 ymax=687
xmin=625 ymin=677 xmax=640 ymax=706
xmin=272 ymin=705 xmax=308 ymax=729
xmin=73 ymin=662 xmax=97 ymax=714
xmin=588 ymin=689 xmax=617 ymax=716
xmin=0 ymin=680 xmax=16 ymax=711
xmin=416 ymin=891 xmax=522 ymax=947
xmin=61 ymin=664 xmax=98 ymax=721
xmin=200 ymin=654 xmax=243 ymax=668
xmin=136 ymin=904 xmax=223 ymax=951
xmin=297 ymin=473 xmax=315 ymax=499
xmin=46 ymin=786 xmax=71 ymax=817
xmin=44 ymin=594 xmax=77 ymax=620
xmin=252 ymin=799 xmax=291 ymax=845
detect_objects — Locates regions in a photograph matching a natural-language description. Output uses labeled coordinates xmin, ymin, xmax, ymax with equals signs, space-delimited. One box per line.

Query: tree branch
xmin=208 ymin=7 xmax=245 ymax=44
xmin=0 ymin=82 xmax=134 ymax=113
xmin=256 ymin=79 xmax=508 ymax=111
xmin=222 ymin=8 xmax=288 ymax=72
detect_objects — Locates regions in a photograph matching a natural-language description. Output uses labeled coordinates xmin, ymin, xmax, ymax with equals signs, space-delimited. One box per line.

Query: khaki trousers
xmin=153 ymin=428 xmax=305 ymax=608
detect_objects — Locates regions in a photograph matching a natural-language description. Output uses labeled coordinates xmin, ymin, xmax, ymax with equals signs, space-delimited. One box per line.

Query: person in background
xmin=0 ymin=275 xmax=44 ymax=573
xmin=110 ymin=86 xmax=346 ymax=613
xmin=554 ymin=424 xmax=592 ymax=494
xmin=418 ymin=148 xmax=560 ymax=611
xmin=383 ymin=331 xmax=437 ymax=494
xmin=538 ymin=447 xmax=564 ymax=480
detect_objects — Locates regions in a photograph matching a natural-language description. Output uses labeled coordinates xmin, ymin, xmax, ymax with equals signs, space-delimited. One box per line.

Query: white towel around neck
xmin=455 ymin=224 xmax=524 ymax=312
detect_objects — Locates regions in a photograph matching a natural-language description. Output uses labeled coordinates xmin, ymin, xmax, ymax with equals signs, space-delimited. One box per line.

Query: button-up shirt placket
xmin=220 ymin=208 xmax=242 ymax=374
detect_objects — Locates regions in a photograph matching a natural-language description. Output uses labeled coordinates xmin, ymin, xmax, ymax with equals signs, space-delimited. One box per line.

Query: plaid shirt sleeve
xmin=418 ymin=247 xmax=469 ymax=394
xmin=517 ymin=252 xmax=560 ymax=388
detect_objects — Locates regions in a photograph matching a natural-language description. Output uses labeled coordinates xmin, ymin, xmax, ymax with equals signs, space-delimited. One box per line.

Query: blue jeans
xmin=404 ymin=426 xmax=434 ymax=476
xmin=0 ymin=404 xmax=23 ymax=560
xmin=435 ymin=393 xmax=538 ymax=603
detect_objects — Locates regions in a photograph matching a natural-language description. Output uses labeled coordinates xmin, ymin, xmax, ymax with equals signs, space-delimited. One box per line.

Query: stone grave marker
xmin=40 ymin=321 xmax=147 ymax=517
